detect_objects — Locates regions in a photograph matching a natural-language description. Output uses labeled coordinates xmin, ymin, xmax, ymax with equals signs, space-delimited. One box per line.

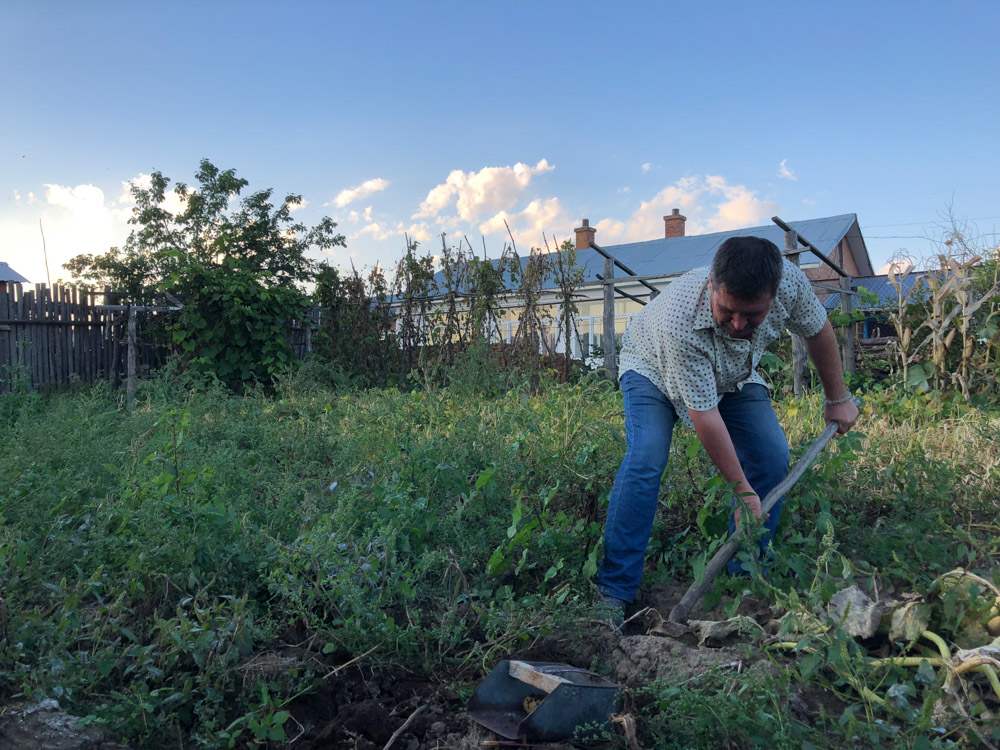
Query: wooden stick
xmin=382 ymin=704 xmax=425 ymax=750
xmin=668 ymin=399 xmax=860 ymax=624
xmin=508 ymin=661 xmax=572 ymax=694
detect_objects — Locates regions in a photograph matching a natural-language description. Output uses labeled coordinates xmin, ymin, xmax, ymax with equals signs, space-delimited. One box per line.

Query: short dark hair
xmin=711 ymin=236 xmax=783 ymax=299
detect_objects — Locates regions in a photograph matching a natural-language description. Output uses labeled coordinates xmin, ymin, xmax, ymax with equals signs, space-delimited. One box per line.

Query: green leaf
xmin=475 ymin=467 xmax=495 ymax=490
xmin=486 ymin=547 xmax=509 ymax=577
xmin=799 ymin=651 xmax=822 ymax=679
xmin=692 ymin=554 xmax=706 ymax=585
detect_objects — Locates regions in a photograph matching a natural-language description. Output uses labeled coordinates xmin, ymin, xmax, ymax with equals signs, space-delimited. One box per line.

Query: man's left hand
xmin=825 ymin=399 xmax=858 ymax=435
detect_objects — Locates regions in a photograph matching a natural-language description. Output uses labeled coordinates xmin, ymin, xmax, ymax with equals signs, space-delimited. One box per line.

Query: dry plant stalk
xmin=894 ymin=253 xmax=998 ymax=399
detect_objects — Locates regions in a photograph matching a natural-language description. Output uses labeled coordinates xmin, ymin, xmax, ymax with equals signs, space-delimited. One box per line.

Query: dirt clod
xmin=0 ymin=700 xmax=126 ymax=750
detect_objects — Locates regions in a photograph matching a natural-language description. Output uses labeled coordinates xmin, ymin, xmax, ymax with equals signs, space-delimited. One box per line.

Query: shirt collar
xmin=693 ymin=276 xmax=715 ymax=331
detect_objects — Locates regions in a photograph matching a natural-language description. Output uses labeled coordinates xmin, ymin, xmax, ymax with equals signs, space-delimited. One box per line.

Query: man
xmin=597 ymin=236 xmax=859 ymax=621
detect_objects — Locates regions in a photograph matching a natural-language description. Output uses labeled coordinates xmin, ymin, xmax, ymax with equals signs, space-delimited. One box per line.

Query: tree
xmin=66 ymin=159 xmax=346 ymax=388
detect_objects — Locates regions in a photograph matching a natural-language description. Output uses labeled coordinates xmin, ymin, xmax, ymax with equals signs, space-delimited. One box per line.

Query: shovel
xmin=668 ymin=400 xmax=860 ymax=625
xmin=468 ymin=660 xmax=620 ymax=742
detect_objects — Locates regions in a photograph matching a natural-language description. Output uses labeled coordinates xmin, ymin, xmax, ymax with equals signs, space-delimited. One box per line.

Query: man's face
xmin=709 ymin=278 xmax=774 ymax=339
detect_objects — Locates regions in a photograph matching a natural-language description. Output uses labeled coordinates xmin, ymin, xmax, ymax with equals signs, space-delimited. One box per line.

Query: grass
xmin=1 ymin=365 xmax=999 ymax=747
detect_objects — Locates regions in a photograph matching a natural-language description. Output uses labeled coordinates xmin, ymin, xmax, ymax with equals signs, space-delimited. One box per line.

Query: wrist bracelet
xmin=823 ymin=394 xmax=853 ymax=406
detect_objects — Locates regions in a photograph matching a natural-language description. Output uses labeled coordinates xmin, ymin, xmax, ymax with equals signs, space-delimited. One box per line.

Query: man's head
xmin=709 ymin=236 xmax=783 ymax=339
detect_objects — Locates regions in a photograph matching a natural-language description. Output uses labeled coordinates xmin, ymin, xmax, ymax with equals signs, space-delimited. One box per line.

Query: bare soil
xmin=1 ymin=586 xmax=841 ymax=749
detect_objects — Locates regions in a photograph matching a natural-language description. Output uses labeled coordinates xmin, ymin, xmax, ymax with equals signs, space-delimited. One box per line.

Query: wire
xmin=862 ymin=215 xmax=1000 ymax=229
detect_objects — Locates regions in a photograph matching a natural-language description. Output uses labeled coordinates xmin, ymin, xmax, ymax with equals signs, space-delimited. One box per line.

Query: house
xmin=412 ymin=210 xmax=875 ymax=361
xmin=0 ymin=262 xmax=30 ymax=284
xmin=564 ymin=211 xmax=875 ymax=359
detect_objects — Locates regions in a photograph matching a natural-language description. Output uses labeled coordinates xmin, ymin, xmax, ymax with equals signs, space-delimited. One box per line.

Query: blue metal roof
xmin=575 ymin=213 xmax=868 ymax=284
xmin=0 ymin=262 xmax=30 ymax=283
xmin=416 ymin=213 xmax=870 ymax=299
xmin=823 ymin=272 xmax=929 ymax=311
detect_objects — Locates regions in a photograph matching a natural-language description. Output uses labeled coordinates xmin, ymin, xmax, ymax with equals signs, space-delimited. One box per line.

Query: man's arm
xmin=688 ymin=406 xmax=762 ymax=520
xmin=804 ymin=320 xmax=859 ymax=434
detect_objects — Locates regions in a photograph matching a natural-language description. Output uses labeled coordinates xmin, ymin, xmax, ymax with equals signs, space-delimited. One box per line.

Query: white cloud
xmin=478 ymin=197 xmax=572 ymax=251
xmin=592 ymin=175 xmax=781 ymax=245
xmin=355 ymin=222 xmax=391 ymax=241
xmin=332 ymin=178 xmax=389 ymax=208
xmin=403 ymin=222 xmax=432 ymax=244
xmin=641 ymin=162 xmax=652 ymax=173
xmin=364 ymin=205 xmax=373 ymax=222
xmin=801 ymin=198 xmax=817 ymax=206
xmin=0 ymin=172 xmax=226 ymax=285
xmin=778 ymin=159 xmax=797 ymax=181
xmin=289 ymin=197 xmax=308 ymax=212
xmin=413 ymin=159 xmax=554 ymax=222
xmin=1 ymin=181 xmax=136 ymax=284
xmin=351 ymin=220 xmax=432 ymax=246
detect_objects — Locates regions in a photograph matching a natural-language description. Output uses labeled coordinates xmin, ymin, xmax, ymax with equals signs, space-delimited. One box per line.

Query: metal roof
xmin=416 ymin=213 xmax=871 ymax=299
xmin=574 ymin=213 xmax=871 ymax=284
xmin=0 ymin=262 xmax=30 ymax=283
xmin=823 ymin=272 xmax=929 ymax=311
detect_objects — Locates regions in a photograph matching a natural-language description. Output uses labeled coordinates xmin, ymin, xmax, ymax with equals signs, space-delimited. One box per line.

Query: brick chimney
xmin=574 ymin=218 xmax=596 ymax=250
xmin=663 ymin=208 xmax=687 ymax=238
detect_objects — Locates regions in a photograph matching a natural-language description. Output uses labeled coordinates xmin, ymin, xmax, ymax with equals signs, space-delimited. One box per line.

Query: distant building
xmin=564 ymin=211 xmax=874 ymax=358
xmin=414 ymin=211 xmax=875 ymax=360
xmin=0 ymin=262 xmax=30 ymax=283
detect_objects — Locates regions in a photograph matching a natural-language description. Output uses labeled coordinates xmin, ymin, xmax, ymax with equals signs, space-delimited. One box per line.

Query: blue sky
xmin=2 ymin=1 xmax=998 ymax=285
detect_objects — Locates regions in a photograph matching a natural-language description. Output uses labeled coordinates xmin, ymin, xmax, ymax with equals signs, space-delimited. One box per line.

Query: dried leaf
xmin=889 ymin=601 xmax=932 ymax=643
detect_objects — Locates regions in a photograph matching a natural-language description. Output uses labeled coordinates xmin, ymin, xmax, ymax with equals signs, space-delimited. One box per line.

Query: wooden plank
xmin=31 ymin=285 xmax=41 ymax=388
xmin=508 ymin=661 xmax=573 ymax=694
xmin=24 ymin=287 xmax=36 ymax=391
xmin=840 ymin=275 xmax=856 ymax=375
xmin=771 ymin=216 xmax=849 ymax=278
xmin=81 ymin=288 xmax=92 ymax=383
xmin=52 ymin=285 xmax=69 ymax=383
xmin=54 ymin=285 xmax=63 ymax=384
xmin=12 ymin=285 xmax=23 ymax=381
xmin=602 ymin=257 xmax=615 ymax=376
xmin=37 ymin=285 xmax=49 ymax=388
xmin=43 ymin=285 xmax=53 ymax=386
xmin=68 ymin=286 xmax=77 ymax=381
xmin=49 ymin=286 xmax=62 ymax=385
xmin=785 ymin=229 xmax=810 ymax=396
xmin=126 ymin=307 xmax=136 ymax=411
xmin=63 ymin=286 xmax=72 ymax=383
xmin=64 ymin=286 xmax=79 ymax=380
xmin=5 ymin=284 xmax=12 ymax=376
xmin=0 ymin=284 xmax=9 ymax=392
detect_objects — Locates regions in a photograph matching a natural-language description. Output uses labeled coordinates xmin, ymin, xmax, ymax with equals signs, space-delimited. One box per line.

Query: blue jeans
xmin=597 ymin=371 xmax=790 ymax=602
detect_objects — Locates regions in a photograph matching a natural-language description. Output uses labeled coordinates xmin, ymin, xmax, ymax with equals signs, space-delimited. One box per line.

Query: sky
xmin=2 ymin=1 xmax=998 ymax=286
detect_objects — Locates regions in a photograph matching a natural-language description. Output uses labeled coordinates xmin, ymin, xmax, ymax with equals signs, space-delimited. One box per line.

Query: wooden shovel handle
xmin=667 ymin=399 xmax=860 ymax=624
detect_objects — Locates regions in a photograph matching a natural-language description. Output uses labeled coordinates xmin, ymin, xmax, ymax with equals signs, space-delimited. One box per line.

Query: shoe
xmin=596 ymin=594 xmax=627 ymax=631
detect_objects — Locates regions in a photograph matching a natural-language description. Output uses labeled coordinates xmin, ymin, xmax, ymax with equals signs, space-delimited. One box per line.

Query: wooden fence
xmin=0 ymin=283 xmax=170 ymax=394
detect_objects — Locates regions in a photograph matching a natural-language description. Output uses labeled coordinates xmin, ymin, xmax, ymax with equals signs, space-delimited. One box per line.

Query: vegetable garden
xmin=3 ymin=163 xmax=1000 ymax=747
xmin=2 ymin=358 xmax=1000 ymax=748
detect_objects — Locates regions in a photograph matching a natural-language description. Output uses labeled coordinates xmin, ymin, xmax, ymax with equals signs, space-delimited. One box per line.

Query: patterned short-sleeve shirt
xmin=618 ymin=259 xmax=827 ymax=428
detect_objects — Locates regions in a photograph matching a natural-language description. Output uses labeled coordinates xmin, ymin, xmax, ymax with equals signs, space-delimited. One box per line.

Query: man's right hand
xmin=824 ymin=398 xmax=859 ymax=435
xmin=733 ymin=482 xmax=764 ymax=524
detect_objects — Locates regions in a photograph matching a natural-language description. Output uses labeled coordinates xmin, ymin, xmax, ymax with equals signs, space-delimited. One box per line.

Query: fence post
xmin=840 ymin=275 xmax=856 ymax=376
xmin=127 ymin=305 xmax=137 ymax=412
xmin=603 ymin=256 xmax=615 ymax=377
xmin=785 ymin=230 xmax=809 ymax=395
